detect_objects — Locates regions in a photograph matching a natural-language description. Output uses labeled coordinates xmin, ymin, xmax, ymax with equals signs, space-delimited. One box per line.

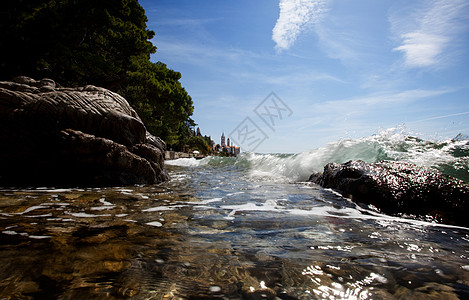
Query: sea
xmin=1 ymin=128 xmax=469 ymax=299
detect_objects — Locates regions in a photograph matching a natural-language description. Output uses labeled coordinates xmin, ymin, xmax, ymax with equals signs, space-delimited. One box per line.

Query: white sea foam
xmin=146 ymin=221 xmax=163 ymax=227
xmin=92 ymin=198 xmax=115 ymax=210
xmin=166 ymin=157 xmax=209 ymax=167
xmin=143 ymin=206 xmax=180 ymax=212
xmin=218 ymin=198 xmax=469 ymax=230
xmin=67 ymin=212 xmax=111 ymax=218
xmin=34 ymin=188 xmax=79 ymax=192
xmin=2 ymin=230 xmax=51 ymax=239
xmin=221 ymin=199 xmax=282 ymax=212
xmin=244 ymin=128 xmax=468 ymax=182
xmin=21 ymin=205 xmax=48 ymax=214
xmin=25 ymin=213 xmax=53 ymax=218
xmin=99 ymin=198 xmax=113 ymax=206
xmin=226 ymin=192 xmax=245 ymax=196
xmin=195 ymin=198 xmax=223 ymax=205
xmin=90 ymin=206 xmax=114 ymax=211
xmin=2 ymin=230 xmax=19 ymax=235
xmin=29 ymin=235 xmax=51 ymax=239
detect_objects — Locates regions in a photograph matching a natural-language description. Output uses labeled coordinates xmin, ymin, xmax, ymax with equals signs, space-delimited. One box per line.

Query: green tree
xmin=124 ymin=60 xmax=194 ymax=146
xmin=0 ymin=0 xmax=195 ymax=147
xmin=0 ymin=0 xmax=155 ymax=89
xmin=203 ymin=135 xmax=214 ymax=148
xmin=186 ymin=136 xmax=212 ymax=155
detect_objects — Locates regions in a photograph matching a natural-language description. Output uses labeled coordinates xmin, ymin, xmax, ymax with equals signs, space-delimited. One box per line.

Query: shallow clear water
xmin=1 ymin=132 xmax=469 ymax=299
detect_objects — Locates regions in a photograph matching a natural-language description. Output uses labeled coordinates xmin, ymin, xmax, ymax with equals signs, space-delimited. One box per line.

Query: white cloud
xmin=152 ymin=38 xmax=262 ymax=67
xmin=272 ymin=0 xmax=328 ymax=51
xmin=239 ymin=69 xmax=346 ymax=86
xmin=392 ymin=0 xmax=469 ymax=68
xmin=409 ymin=111 xmax=469 ymax=123
xmin=316 ymin=88 xmax=454 ymax=113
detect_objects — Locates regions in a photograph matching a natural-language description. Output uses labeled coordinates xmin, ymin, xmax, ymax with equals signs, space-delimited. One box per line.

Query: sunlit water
xmin=1 ymin=129 xmax=469 ymax=299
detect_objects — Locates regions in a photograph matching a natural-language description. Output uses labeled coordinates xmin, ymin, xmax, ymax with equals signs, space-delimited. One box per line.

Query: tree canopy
xmin=0 ymin=0 xmax=194 ymax=148
xmin=186 ymin=136 xmax=212 ymax=155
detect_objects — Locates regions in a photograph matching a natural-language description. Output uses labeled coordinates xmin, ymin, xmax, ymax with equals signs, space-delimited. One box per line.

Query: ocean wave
xmin=165 ymin=157 xmax=208 ymax=167
xmin=166 ymin=128 xmax=469 ymax=182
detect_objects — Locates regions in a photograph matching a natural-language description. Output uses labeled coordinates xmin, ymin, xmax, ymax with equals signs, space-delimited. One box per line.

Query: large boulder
xmin=0 ymin=76 xmax=169 ymax=186
xmin=310 ymin=160 xmax=469 ymax=227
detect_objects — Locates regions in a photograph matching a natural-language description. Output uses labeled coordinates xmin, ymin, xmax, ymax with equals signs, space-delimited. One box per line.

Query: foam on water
xmin=167 ymin=128 xmax=469 ymax=183
xmin=245 ymin=128 xmax=468 ymax=182
xmin=165 ymin=157 xmax=209 ymax=167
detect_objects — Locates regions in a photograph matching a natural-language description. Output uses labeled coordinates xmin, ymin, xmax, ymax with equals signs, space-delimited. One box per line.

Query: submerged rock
xmin=310 ymin=160 xmax=469 ymax=227
xmin=0 ymin=76 xmax=169 ymax=186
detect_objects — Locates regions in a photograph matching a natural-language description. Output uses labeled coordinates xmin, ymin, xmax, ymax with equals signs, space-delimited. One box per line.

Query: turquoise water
xmin=0 ymin=130 xmax=468 ymax=299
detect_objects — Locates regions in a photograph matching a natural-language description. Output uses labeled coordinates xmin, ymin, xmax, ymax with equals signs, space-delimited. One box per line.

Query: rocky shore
xmin=0 ymin=77 xmax=168 ymax=187
xmin=310 ymin=160 xmax=469 ymax=227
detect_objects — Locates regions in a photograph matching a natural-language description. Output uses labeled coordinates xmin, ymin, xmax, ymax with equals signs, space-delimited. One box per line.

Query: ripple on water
xmin=0 ymin=167 xmax=468 ymax=299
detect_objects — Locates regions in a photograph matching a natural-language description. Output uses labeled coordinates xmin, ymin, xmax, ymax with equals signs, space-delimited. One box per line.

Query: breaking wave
xmin=166 ymin=128 xmax=469 ymax=183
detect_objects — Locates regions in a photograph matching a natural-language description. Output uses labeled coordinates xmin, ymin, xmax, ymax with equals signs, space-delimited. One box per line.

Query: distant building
xmin=227 ymin=145 xmax=240 ymax=156
xmin=196 ymin=127 xmax=201 ymax=137
xmin=218 ymin=132 xmax=240 ymax=156
xmin=221 ymin=132 xmax=226 ymax=147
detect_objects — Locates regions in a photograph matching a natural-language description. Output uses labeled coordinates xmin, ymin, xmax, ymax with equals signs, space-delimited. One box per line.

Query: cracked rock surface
xmin=0 ymin=76 xmax=168 ymax=186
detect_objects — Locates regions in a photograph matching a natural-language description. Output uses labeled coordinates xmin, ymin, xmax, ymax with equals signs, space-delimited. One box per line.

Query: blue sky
xmin=140 ymin=0 xmax=469 ymax=153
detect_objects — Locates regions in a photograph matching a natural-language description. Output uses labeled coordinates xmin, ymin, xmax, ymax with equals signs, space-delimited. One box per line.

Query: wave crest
xmin=166 ymin=128 xmax=469 ymax=183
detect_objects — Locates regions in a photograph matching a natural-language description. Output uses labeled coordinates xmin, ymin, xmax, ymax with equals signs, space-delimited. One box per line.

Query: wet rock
xmin=310 ymin=160 xmax=469 ymax=227
xmin=394 ymin=282 xmax=460 ymax=299
xmin=0 ymin=76 xmax=168 ymax=186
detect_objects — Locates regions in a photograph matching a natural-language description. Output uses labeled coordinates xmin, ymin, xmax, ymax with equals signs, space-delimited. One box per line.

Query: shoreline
xmin=164 ymin=151 xmax=206 ymax=160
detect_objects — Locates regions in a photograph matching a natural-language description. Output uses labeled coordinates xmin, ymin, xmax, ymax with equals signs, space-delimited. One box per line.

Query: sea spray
xmin=166 ymin=157 xmax=208 ymax=167
xmin=166 ymin=128 xmax=469 ymax=182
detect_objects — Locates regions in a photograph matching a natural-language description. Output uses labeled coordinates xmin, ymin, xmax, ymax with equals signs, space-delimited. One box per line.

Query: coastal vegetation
xmin=186 ymin=136 xmax=213 ymax=156
xmin=0 ymin=0 xmax=194 ymax=150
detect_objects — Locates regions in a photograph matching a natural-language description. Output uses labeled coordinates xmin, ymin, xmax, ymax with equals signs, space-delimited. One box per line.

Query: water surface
xmin=1 ymin=131 xmax=469 ymax=299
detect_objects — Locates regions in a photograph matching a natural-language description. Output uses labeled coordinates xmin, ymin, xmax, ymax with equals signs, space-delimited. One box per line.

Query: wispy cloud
xmin=409 ymin=111 xmax=469 ymax=123
xmin=272 ymin=0 xmax=328 ymax=51
xmin=392 ymin=0 xmax=469 ymax=68
xmin=152 ymin=38 xmax=262 ymax=67
xmin=316 ymin=88 xmax=454 ymax=113
xmin=149 ymin=17 xmax=221 ymax=27
xmin=239 ymin=69 xmax=346 ymax=86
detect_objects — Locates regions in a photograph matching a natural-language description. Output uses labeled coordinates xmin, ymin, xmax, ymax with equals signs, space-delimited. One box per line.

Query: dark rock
xmin=311 ymin=160 xmax=469 ymax=227
xmin=0 ymin=77 xmax=169 ymax=186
